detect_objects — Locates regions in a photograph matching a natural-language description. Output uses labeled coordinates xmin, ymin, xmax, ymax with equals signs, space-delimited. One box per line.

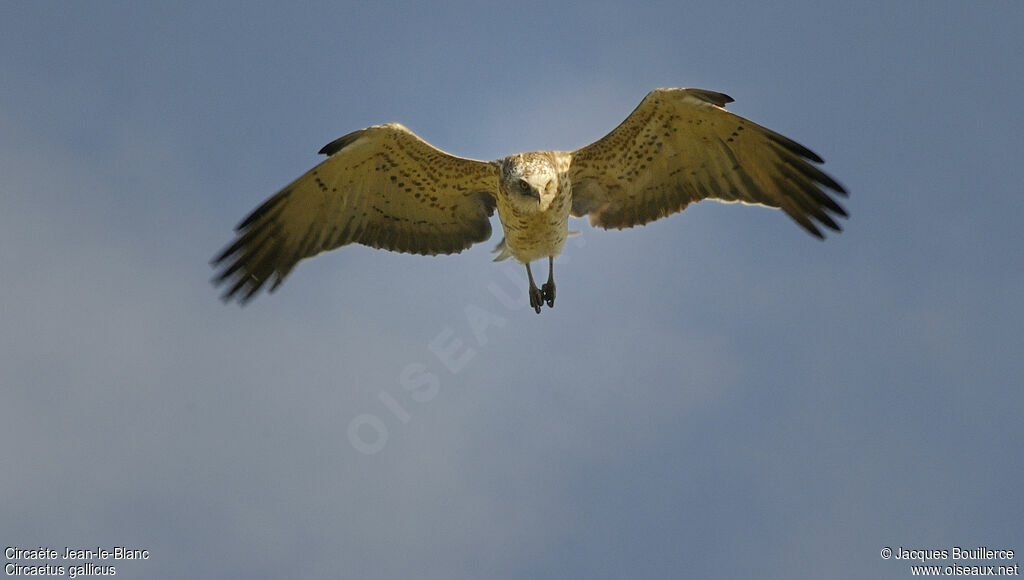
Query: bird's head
xmin=497 ymin=153 xmax=560 ymax=213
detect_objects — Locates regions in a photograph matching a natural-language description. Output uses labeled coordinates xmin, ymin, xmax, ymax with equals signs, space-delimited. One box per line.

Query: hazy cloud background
xmin=2 ymin=1 xmax=1021 ymax=578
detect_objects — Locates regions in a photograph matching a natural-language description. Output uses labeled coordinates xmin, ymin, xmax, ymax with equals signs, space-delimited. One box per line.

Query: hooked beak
xmin=517 ymin=183 xmax=540 ymax=201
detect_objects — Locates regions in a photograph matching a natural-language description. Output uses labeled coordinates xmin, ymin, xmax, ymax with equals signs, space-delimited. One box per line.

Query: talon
xmin=542 ymin=256 xmax=556 ymax=308
xmin=530 ymin=286 xmax=543 ymax=313
xmin=526 ymin=262 xmax=544 ymax=314
xmin=542 ymin=280 xmax=556 ymax=308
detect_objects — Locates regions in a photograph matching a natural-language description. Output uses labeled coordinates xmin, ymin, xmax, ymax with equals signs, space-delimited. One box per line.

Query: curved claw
xmin=526 ymin=262 xmax=544 ymax=314
xmin=542 ymin=280 xmax=555 ymax=308
xmin=529 ymin=286 xmax=543 ymax=314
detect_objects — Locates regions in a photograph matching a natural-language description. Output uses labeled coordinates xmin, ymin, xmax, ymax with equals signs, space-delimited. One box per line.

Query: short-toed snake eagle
xmin=212 ymin=88 xmax=847 ymax=313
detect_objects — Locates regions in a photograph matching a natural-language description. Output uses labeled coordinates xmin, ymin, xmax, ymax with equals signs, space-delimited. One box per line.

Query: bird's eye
xmin=518 ymin=179 xmax=531 ymax=191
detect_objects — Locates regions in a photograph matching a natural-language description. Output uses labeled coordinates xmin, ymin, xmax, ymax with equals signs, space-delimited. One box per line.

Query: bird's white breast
xmin=496 ymin=172 xmax=572 ymax=264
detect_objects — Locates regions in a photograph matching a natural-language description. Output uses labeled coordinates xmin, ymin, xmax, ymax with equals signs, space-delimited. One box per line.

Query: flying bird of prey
xmin=212 ymin=88 xmax=847 ymax=313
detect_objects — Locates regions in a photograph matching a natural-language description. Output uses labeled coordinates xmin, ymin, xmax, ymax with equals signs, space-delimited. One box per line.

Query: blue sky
xmin=2 ymin=1 xmax=1022 ymax=578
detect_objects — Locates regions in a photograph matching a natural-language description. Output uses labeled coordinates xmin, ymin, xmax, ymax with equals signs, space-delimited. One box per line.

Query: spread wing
xmin=569 ymin=88 xmax=847 ymax=237
xmin=212 ymin=123 xmax=498 ymax=303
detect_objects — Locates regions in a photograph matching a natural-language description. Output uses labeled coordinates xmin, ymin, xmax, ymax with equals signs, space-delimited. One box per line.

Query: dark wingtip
xmin=318 ymin=128 xmax=369 ymax=156
xmin=805 ymin=223 xmax=825 ymax=240
xmin=831 ymin=202 xmax=849 ymax=219
xmin=684 ymin=88 xmax=734 ymax=107
xmin=768 ymin=132 xmax=824 ymax=164
xmin=808 ymin=210 xmax=847 ymax=240
xmin=832 ymin=180 xmax=849 ymax=197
